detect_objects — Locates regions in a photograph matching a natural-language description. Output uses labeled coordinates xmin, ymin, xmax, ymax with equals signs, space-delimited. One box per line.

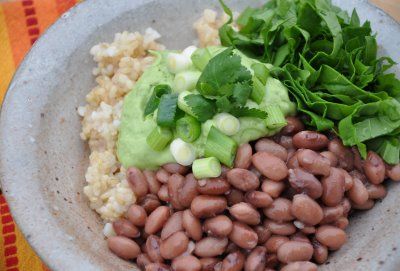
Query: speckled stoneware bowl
xmin=0 ymin=0 xmax=399 ymax=270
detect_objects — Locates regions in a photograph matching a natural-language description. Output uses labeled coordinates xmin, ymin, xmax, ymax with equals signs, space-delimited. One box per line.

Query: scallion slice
xmin=204 ymin=126 xmax=237 ymax=167
xmin=146 ymin=126 xmax=173 ymax=151
xmin=214 ymin=113 xmax=240 ymax=136
xmin=170 ymin=138 xmax=196 ymax=166
xmin=251 ymin=76 xmax=265 ymax=104
xmin=167 ymin=53 xmax=192 ymax=74
xmin=176 ymin=115 xmax=201 ymax=143
xmin=265 ymin=105 xmax=287 ymax=129
xmin=173 ymin=71 xmax=201 ymax=92
xmin=191 ymin=48 xmax=212 ymax=71
xmin=192 ymin=157 xmax=221 ymax=179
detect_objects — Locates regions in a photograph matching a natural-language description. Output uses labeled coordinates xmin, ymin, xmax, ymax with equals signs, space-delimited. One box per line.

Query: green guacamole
xmin=117 ymin=48 xmax=296 ymax=169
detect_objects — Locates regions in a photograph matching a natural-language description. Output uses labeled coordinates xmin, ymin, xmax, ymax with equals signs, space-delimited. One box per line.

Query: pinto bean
xmin=315 ymin=225 xmax=347 ymax=250
xmin=352 ymin=199 xmax=375 ymax=210
xmin=252 ymin=152 xmax=288 ymax=181
xmin=171 ymin=255 xmax=201 ymax=271
xmin=146 ymin=235 xmax=163 ymax=263
xmin=320 ymin=151 xmax=338 ymax=167
xmin=160 ymin=231 xmax=189 ymax=259
xmin=113 ymin=219 xmax=140 ymax=238
xmin=363 ymin=151 xmax=385 ymax=184
xmin=290 ymin=232 xmax=310 ymax=243
xmin=226 ymin=189 xmax=244 ymax=206
xmin=197 ymin=178 xmax=230 ymax=195
xmin=203 ymin=215 xmax=233 ymax=237
xmin=288 ymin=168 xmax=323 ymax=199
xmin=320 ymin=205 xmax=343 ymax=224
xmin=179 ymin=173 xmax=198 ymax=207
xmin=366 ymin=184 xmax=387 ymax=199
xmin=227 ymin=168 xmax=260 ymax=191
xmin=235 ymin=143 xmax=253 ymax=169
xmin=287 ymin=151 xmax=300 ymax=169
xmin=194 ymin=237 xmax=228 ymax=257
xmin=127 ymin=167 xmax=149 ymax=198
xmin=265 ymin=236 xmax=289 ymax=253
xmin=291 ymin=194 xmax=323 ymax=226
xmin=140 ymin=194 xmax=161 ymax=214
xmin=321 ymin=167 xmax=345 ymax=207
xmin=293 ymin=131 xmax=328 ymax=150
xmin=278 ymin=136 xmax=294 ymax=150
xmin=137 ymin=253 xmax=152 ymax=270
xmin=264 ymin=220 xmax=296 ymax=236
xmin=190 ymin=195 xmax=227 ymax=218
xmin=281 ymin=262 xmax=317 ymax=271
xmin=277 ymin=241 xmax=313 ymax=263
xmin=107 ymin=236 xmax=140 ymax=260
xmin=229 ymin=202 xmax=261 ymax=225
xmin=255 ymin=139 xmax=288 ymax=161
xmin=222 ymin=251 xmax=245 ymax=271
xmin=245 ymin=191 xmax=273 ymax=208
xmin=160 ymin=211 xmax=183 ymax=240
xmin=261 ymin=180 xmax=286 ymax=198
xmin=168 ymin=174 xmax=185 ymax=210
xmin=328 ymin=138 xmax=354 ymax=171
xmin=156 ymin=168 xmax=170 ymax=184
xmin=264 ymin=198 xmax=294 ymax=222
xmin=338 ymin=169 xmax=354 ymax=191
xmin=158 ymin=185 xmax=170 ymax=202
xmin=333 ymin=217 xmax=349 ymax=230
xmin=145 ymin=263 xmax=171 ymax=271
xmin=143 ymin=170 xmax=161 ymax=195
xmin=387 ymin=163 xmax=400 ymax=181
xmin=347 ymin=177 xmax=369 ymax=205
xmin=340 ymin=198 xmax=352 ymax=217
xmin=245 ymin=246 xmax=266 ymax=271
xmin=281 ymin=117 xmax=305 ymax=135
xmin=126 ymin=204 xmax=147 ymax=227
xmin=229 ymin=222 xmax=258 ymax=249
xmin=253 ymin=225 xmax=272 ymax=245
xmin=144 ymin=206 xmax=170 ymax=235
xmin=182 ymin=210 xmax=202 ymax=241
xmin=297 ymin=149 xmax=331 ymax=176
xmin=162 ymin=163 xmax=188 ymax=175
xmin=312 ymin=239 xmax=328 ymax=264
xmin=200 ymin=258 xmax=220 ymax=271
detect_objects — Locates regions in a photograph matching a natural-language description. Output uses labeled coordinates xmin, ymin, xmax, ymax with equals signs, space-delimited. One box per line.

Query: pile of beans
xmin=107 ymin=117 xmax=400 ymax=271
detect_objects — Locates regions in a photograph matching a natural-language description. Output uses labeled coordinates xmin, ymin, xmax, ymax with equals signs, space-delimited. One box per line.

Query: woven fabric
xmin=0 ymin=1 xmax=78 ymax=269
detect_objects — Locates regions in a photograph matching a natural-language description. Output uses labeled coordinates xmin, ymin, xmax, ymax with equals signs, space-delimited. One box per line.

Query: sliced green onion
xmin=182 ymin=45 xmax=198 ymax=58
xmin=170 ymin=138 xmax=196 ymax=166
xmin=146 ymin=126 xmax=173 ymax=151
xmin=178 ymin=91 xmax=195 ymax=116
xmin=144 ymin=84 xmax=172 ymax=116
xmin=251 ymin=63 xmax=270 ymax=85
xmin=192 ymin=157 xmax=221 ymax=179
xmin=251 ymin=76 xmax=265 ymax=104
xmin=173 ymin=71 xmax=201 ymax=92
xmin=265 ymin=105 xmax=287 ymax=129
xmin=204 ymin=126 xmax=238 ymax=167
xmin=191 ymin=48 xmax=212 ymax=71
xmin=157 ymin=93 xmax=179 ymax=127
xmin=167 ymin=53 xmax=192 ymax=74
xmin=214 ymin=113 xmax=240 ymax=136
xmin=176 ymin=115 xmax=201 ymax=143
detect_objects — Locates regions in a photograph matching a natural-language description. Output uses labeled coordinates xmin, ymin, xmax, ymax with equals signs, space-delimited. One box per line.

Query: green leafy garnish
xmin=144 ymin=84 xmax=172 ymax=116
xmin=230 ymin=106 xmax=268 ymax=119
xmin=219 ymin=0 xmax=400 ymax=164
xmin=184 ymin=94 xmax=216 ymax=122
xmin=156 ymin=93 xmax=180 ymax=127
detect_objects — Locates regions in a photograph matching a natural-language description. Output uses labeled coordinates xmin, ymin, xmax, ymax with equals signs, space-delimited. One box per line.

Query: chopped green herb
xmin=156 ymin=93 xmax=180 ymax=127
xmin=144 ymin=84 xmax=171 ymax=116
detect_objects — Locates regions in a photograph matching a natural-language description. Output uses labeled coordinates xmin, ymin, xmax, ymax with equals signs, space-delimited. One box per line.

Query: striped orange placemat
xmin=0 ymin=1 xmax=78 ymax=270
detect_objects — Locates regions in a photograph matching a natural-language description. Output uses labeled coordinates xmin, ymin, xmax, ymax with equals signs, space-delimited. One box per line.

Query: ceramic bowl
xmin=0 ymin=0 xmax=399 ymax=270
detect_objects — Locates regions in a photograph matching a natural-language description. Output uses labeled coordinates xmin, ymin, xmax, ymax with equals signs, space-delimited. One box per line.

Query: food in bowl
xmin=78 ymin=0 xmax=400 ymax=270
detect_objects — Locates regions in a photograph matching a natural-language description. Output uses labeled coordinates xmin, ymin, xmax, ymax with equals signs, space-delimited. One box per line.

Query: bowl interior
xmin=1 ymin=0 xmax=400 ymax=270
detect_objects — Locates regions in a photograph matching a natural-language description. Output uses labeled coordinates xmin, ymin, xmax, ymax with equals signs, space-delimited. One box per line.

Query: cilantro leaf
xmin=144 ymin=84 xmax=171 ymax=116
xmin=196 ymin=48 xmax=252 ymax=98
xmin=184 ymin=94 xmax=216 ymax=122
xmin=232 ymin=82 xmax=252 ymax=106
xmin=230 ymin=106 xmax=268 ymax=119
xmin=216 ymin=96 xmax=233 ymax=112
